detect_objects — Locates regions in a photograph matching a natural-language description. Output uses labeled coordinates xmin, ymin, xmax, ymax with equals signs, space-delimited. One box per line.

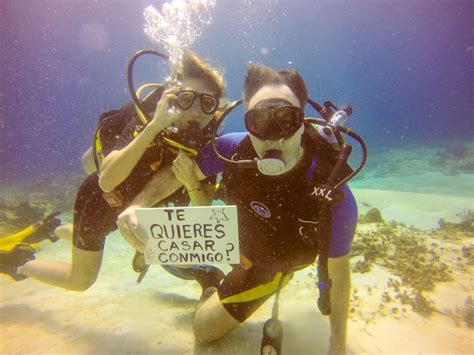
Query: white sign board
xmin=136 ymin=206 xmax=239 ymax=265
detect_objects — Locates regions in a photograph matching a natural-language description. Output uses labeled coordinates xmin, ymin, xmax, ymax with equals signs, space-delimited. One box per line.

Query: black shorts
xmin=72 ymin=173 xmax=123 ymax=251
xmin=217 ymin=266 xmax=294 ymax=322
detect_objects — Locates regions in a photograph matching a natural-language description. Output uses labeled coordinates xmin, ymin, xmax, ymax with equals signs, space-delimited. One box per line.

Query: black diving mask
xmin=175 ymin=90 xmax=220 ymax=115
xmin=165 ymin=91 xmax=220 ymax=153
xmin=245 ymin=102 xmax=303 ymax=141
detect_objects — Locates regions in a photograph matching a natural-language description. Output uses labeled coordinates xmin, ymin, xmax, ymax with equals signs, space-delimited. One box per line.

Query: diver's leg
xmin=193 ymin=266 xmax=285 ymax=343
xmin=327 ymin=254 xmax=351 ymax=355
xmin=54 ymin=223 xmax=73 ymax=240
xmin=193 ymin=289 xmax=240 ymax=343
xmin=18 ymin=246 xmax=103 ymax=291
xmin=18 ymin=174 xmax=117 ymax=291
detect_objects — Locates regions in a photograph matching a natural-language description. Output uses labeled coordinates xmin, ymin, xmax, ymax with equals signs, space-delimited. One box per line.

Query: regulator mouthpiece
xmin=257 ymin=149 xmax=285 ymax=176
xmin=167 ymin=121 xmax=205 ymax=150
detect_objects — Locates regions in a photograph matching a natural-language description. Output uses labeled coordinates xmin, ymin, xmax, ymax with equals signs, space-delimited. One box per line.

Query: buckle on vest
xmin=102 ymin=190 xmax=124 ymax=207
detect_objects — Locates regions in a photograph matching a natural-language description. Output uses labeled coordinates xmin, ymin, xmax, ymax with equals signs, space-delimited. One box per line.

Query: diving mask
xmin=245 ymin=104 xmax=303 ymax=141
xmin=175 ymin=90 xmax=219 ymax=115
xmin=165 ymin=91 xmax=220 ymax=152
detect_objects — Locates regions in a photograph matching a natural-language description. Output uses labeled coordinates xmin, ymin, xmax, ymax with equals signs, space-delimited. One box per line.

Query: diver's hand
xmin=149 ymin=88 xmax=180 ymax=132
xmin=117 ymin=205 xmax=148 ymax=253
xmin=171 ymin=153 xmax=201 ymax=190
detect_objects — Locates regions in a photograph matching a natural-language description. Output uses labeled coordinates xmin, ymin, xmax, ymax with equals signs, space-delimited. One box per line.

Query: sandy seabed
xmin=1 ymin=187 xmax=473 ymax=354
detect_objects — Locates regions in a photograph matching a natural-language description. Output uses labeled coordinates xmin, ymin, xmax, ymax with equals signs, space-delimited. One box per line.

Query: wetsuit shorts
xmin=72 ymin=173 xmax=124 ymax=251
xmin=217 ymin=266 xmax=294 ymax=322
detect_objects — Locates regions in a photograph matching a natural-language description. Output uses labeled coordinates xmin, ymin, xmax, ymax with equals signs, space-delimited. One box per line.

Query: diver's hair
xmin=243 ymin=63 xmax=308 ymax=107
xmin=172 ymin=51 xmax=226 ymax=98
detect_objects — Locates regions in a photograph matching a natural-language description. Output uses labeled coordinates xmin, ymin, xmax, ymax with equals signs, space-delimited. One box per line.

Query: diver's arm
xmin=117 ymin=161 xmax=212 ymax=252
xmin=99 ymin=90 xmax=179 ymax=192
xmin=132 ymin=165 xmax=184 ymax=208
xmin=186 ymin=183 xmax=215 ymax=206
xmin=128 ymin=153 xmax=212 ymax=208
xmin=117 ymin=166 xmax=183 ymax=252
xmin=99 ymin=122 xmax=165 ymax=192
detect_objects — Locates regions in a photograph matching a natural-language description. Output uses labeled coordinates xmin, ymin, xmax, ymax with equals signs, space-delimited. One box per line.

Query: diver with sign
xmin=119 ymin=63 xmax=367 ymax=355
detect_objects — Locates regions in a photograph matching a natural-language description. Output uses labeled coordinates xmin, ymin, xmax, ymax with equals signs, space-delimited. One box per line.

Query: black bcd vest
xmin=219 ymin=124 xmax=349 ymax=271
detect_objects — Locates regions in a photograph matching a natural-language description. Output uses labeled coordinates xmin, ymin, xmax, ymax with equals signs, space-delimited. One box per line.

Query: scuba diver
xmin=118 ymin=63 xmax=365 ymax=355
xmin=0 ymin=50 xmax=226 ymax=291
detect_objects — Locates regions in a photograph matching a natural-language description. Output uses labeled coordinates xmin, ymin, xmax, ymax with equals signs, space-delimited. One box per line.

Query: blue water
xmin=1 ymin=0 xmax=472 ymax=185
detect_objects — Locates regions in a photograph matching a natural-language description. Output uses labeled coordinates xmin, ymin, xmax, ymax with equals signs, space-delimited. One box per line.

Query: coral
xmin=457 ymin=209 xmax=473 ymax=231
xmin=359 ymin=208 xmax=385 ymax=224
xmin=0 ymin=174 xmax=83 ymax=236
xmin=464 ymin=296 xmax=474 ymax=328
xmin=438 ymin=209 xmax=474 ymax=233
xmin=412 ymin=291 xmax=436 ymax=316
xmin=352 ymin=209 xmax=472 ymax=321
xmin=433 ymin=143 xmax=474 ymax=174
xmin=383 ymin=278 xmax=436 ymax=316
xmin=352 ymin=259 xmax=371 ymax=273
xmin=461 ymin=245 xmax=474 ymax=265
xmin=1 ymin=202 xmax=43 ymax=229
xmin=445 ymin=143 xmax=468 ymax=159
xmin=438 ymin=218 xmax=446 ymax=229
xmin=351 ymin=226 xmax=453 ymax=292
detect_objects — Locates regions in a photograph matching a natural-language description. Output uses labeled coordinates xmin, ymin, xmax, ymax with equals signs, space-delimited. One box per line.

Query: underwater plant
xmin=464 ymin=296 xmax=474 ymax=328
xmin=351 ymin=218 xmax=453 ymax=318
xmin=359 ymin=208 xmax=385 ymax=224
xmin=433 ymin=143 xmax=474 ymax=174
xmin=457 ymin=209 xmax=473 ymax=231
xmin=438 ymin=209 xmax=473 ymax=232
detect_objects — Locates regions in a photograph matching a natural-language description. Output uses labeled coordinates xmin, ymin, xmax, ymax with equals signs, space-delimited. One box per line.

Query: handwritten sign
xmin=136 ymin=206 xmax=239 ymax=265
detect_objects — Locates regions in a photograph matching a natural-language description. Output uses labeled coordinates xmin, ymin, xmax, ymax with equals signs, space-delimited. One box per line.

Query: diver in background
xmin=119 ymin=64 xmax=358 ymax=355
xmin=0 ymin=51 xmax=226 ymax=292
